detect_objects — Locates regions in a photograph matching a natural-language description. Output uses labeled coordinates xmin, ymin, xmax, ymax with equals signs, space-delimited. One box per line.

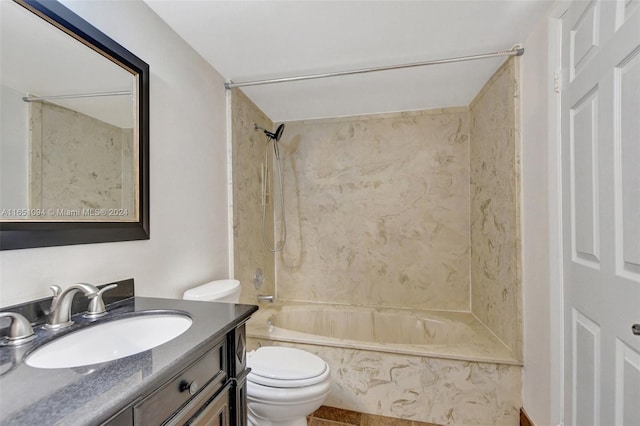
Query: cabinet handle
xmin=179 ymin=380 xmax=199 ymax=396
xmin=633 ymin=324 xmax=640 ymax=336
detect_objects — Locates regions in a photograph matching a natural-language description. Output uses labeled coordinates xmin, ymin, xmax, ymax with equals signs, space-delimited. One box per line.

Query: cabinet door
xmin=232 ymin=369 xmax=250 ymax=426
xmin=187 ymin=385 xmax=230 ymax=426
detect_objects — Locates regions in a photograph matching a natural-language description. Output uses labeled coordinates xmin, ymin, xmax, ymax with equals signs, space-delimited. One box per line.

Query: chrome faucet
xmin=46 ymin=283 xmax=100 ymax=329
xmin=257 ymin=294 xmax=274 ymax=303
xmin=0 ymin=312 xmax=35 ymax=345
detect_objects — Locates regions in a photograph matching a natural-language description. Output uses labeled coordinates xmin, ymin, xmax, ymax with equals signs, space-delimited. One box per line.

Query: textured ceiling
xmin=145 ymin=0 xmax=553 ymax=122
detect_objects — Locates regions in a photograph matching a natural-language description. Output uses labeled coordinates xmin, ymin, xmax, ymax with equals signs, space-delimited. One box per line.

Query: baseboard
xmin=520 ymin=408 xmax=535 ymax=426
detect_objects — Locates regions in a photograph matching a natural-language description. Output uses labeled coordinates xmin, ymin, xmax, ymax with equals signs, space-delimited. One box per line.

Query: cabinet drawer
xmin=166 ymin=381 xmax=231 ymax=426
xmin=134 ymin=342 xmax=227 ymax=425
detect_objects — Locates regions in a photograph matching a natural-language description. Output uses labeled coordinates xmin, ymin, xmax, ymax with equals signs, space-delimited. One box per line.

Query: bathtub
xmin=246 ymin=302 xmax=522 ymax=425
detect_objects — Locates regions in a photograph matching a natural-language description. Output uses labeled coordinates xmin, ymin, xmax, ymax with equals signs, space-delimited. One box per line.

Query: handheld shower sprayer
xmin=254 ymin=123 xmax=287 ymax=252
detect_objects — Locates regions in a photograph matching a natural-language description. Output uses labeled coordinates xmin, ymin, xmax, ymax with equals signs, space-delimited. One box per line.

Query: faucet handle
xmin=0 ymin=312 xmax=35 ymax=345
xmin=97 ymin=284 xmax=118 ymax=296
xmin=49 ymin=285 xmax=62 ymax=298
xmin=46 ymin=285 xmax=63 ymax=315
xmin=85 ymin=284 xmax=118 ymax=318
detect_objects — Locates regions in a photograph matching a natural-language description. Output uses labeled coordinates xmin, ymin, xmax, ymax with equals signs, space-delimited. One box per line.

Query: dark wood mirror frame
xmin=0 ymin=0 xmax=150 ymax=250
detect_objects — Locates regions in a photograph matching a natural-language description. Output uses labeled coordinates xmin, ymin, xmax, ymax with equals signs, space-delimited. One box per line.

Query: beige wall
xmin=0 ymin=85 xmax=29 ymax=211
xmin=275 ymin=109 xmax=471 ymax=310
xmin=231 ymin=89 xmax=276 ymax=303
xmin=521 ymin=12 xmax=559 ymax=426
xmin=0 ymin=0 xmax=229 ymax=306
xmin=469 ymin=57 xmax=522 ymax=358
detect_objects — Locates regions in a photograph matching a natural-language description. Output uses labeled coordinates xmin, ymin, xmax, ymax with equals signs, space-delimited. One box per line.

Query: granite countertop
xmin=0 ymin=297 xmax=258 ymax=426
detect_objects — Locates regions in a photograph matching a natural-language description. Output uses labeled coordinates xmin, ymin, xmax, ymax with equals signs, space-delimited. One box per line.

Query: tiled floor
xmin=307 ymin=406 xmax=442 ymax=426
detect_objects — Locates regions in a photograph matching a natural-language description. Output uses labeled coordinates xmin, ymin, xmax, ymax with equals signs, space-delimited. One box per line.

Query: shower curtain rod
xmin=22 ymin=90 xmax=132 ymax=102
xmin=224 ymin=46 xmax=524 ymax=89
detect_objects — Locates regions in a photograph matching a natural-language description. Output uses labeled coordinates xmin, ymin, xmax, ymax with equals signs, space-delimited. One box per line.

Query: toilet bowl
xmin=246 ymin=346 xmax=331 ymax=426
xmin=182 ymin=281 xmax=330 ymax=425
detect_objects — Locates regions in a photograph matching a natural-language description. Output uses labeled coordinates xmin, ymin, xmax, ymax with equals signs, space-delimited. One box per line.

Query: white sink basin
xmin=26 ymin=313 xmax=192 ymax=369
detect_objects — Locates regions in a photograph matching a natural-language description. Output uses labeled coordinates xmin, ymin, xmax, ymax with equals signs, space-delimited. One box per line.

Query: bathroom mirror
xmin=0 ymin=0 xmax=149 ymax=250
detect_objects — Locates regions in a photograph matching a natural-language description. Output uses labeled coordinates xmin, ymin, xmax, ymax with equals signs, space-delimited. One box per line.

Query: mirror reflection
xmin=0 ymin=0 xmax=138 ymax=222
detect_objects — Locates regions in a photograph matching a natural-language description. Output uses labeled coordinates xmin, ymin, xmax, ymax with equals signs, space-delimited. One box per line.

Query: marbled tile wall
xmin=231 ymin=89 xmax=276 ymax=303
xmin=469 ymin=57 xmax=522 ymax=358
xmin=248 ymin=338 xmax=522 ymax=426
xmin=275 ymin=109 xmax=471 ymax=310
xmin=29 ymin=101 xmax=134 ymax=219
xmin=120 ymin=129 xmax=135 ymax=214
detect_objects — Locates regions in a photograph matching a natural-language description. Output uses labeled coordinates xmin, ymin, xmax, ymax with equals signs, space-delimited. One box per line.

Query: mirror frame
xmin=0 ymin=0 xmax=150 ymax=250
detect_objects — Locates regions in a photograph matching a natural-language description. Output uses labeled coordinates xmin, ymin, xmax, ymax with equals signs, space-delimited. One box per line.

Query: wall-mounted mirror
xmin=0 ymin=0 xmax=149 ymax=250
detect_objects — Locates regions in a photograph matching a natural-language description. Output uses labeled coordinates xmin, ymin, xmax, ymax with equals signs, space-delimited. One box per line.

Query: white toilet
xmin=246 ymin=346 xmax=331 ymax=426
xmin=182 ymin=279 xmax=241 ymax=303
xmin=182 ymin=280 xmax=331 ymax=425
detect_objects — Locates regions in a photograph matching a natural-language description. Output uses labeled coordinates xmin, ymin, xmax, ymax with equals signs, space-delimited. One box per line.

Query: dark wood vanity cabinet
xmin=104 ymin=323 xmax=249 ymax=426
xmin=228 ymin=324 xmax=249 ymax=426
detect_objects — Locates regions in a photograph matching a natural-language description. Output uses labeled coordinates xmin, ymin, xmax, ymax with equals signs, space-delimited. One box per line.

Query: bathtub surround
xmin=231 ymin=89 xmax=276 ymax=303
xmin=276 ymin=108 xmax=471 ymax=311
xmin=268 ymin=58 xmax=522 ymax=356
xmin=469 ymin=58 xmax=522 ymax=358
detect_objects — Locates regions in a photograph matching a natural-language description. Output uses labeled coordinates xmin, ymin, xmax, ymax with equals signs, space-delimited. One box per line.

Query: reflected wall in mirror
xmin=0 ymin=0 xmax=149 ymax=250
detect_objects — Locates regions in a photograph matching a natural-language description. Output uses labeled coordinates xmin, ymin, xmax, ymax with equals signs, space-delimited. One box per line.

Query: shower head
xmin=272 ymin=123 xmax=285 ymax=141
xmin=255 ymin=123 xmax=285 ymax=141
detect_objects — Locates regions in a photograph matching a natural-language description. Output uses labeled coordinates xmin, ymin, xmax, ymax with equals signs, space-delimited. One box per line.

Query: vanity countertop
xmin=0 ymin=297 xmax=258 ymax=426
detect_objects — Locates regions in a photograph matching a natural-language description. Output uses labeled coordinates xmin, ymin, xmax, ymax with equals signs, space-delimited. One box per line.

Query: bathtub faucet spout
xmin=257 ymin=294 xmax=274 ymax=303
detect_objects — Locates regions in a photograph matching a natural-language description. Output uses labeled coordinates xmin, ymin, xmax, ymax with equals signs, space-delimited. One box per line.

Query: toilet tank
xmin=183 ymin=280 xmax=241 ymax=304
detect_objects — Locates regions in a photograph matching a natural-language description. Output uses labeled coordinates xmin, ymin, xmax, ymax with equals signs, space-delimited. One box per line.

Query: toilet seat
xmin=247 ymin=347 xmax=329 ymax=388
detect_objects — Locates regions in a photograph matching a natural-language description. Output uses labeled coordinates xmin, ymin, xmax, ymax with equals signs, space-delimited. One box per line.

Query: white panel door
xmin=561 ymin=1 xmax=640 ymax=425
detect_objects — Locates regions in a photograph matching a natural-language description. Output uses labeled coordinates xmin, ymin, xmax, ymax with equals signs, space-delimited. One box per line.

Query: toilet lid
xmin=182 ymin=280 xmax=240 ymax=301
xmin=247 ymin=347 xmax=328 ymax=387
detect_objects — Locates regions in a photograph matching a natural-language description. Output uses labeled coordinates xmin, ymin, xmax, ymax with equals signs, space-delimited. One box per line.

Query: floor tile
xmin=307 ymin=418 xmax=351 ymax=426
xmin=361 ymin=413 xmax=414 ymax=426
xmin=307 ymin=406 xmax=443 ymax=426
xmin=311 ymin=406 xmax=362 ymax=425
